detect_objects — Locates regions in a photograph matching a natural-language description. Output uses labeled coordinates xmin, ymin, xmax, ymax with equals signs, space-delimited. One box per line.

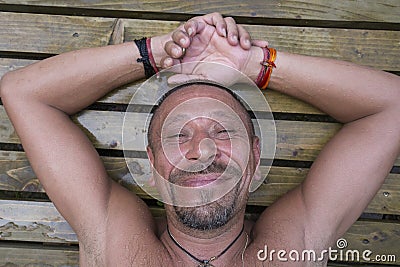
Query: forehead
xmin=156 ymin=84 xmax=247 ymax=119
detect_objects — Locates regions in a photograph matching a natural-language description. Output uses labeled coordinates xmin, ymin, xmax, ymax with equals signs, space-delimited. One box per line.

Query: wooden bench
xmin=0 ymin=1 xmax=399 ymax=266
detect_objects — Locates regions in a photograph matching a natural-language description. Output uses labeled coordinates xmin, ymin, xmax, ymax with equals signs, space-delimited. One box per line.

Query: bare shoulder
xmin=246 ymin=186 xmax=317 ymax=262
xmin=79 ymin=181 xmax=172 ymax=266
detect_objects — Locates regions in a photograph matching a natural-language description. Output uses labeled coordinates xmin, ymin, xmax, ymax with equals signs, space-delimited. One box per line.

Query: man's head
xmin=146 ymin=81 xmax=261 ymax=230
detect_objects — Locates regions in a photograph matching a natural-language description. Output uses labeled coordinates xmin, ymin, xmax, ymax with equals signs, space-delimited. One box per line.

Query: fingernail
xmin=180 ymin=38 xmax=186 ymax=45
xmin=244 ymin=39 xmax=250 ymax=46
xmin=188 ymin=27 xmax=194 ymax=36
xmin=222 ymin=27 xmax=227 ymax=37
xmin=172 ymin=47 xmax=180 ymax=57
xmin=165 ymin=58 xmax=173 ymax=66
xmin=232 ymin=35 xmax=238 ymax=42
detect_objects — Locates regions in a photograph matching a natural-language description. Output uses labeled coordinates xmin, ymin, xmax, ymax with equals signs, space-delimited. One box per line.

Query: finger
xmin=160 ymin=56 xmax=181 ymax=69
xmin=237 ymin=25 xmax=251 ymax=50
xmin=184 ymin=19 xmax=206 ymax=37
xmin=225 ymin=17 xmax=239 ymax=46
xmin=251 ymin=39 xmax=269 ymax=48
xmin=167 ymin=73 xmax=205 ymax=85
xmin=202 ymin=12 xmax=227 ymax=37
xmin=164 ymin=40 xmax=185 ymax=59
xmin=171 ymin=29 xmax=190 ymax=48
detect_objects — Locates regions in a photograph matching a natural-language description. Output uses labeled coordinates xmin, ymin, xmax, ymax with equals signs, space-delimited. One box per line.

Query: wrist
xmin=242 ymin=46 xmax=264 ymax=82
xmin=150 ymin=34 xmax=171 ymax=69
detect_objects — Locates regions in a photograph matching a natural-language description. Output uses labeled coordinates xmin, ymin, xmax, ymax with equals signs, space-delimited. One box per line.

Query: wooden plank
xmin=251 ymin=168 xmax=400 ymax=215
xmin=338 ymin=220 xmax=400 ymax=265
xmin=0 ymin=12 xmax=398 ymax=71
xmin=0 ymin=200 xmax=399 ymax=265
xmin=0 ymin=201 xmax=78 ymax=244
xmin=0 ymin=12 xmax=116 ymax=54
xmin=0 ymin=151 xmax=399 ymax=215
xmin=0 ymin=104 xmax=399 ymax=164
xmin=0 ymin=200 xmax=165 ymax=244
xmin=2 ymin=107 xmax=400 ymax=165
xmin=2 ymin=0 xmax=400 ymax=23
xmin=0 ymin=243 xmax=79 ymax=267
xmin=124 ymin=19 xmax=400 ymax=72
xmin=0 ymin=58 xmax=36 ymax=77
xmin=0 ymin=58 xmax=324 ymax=115
xmin=0 ymin=106 xmax=340 ymax=162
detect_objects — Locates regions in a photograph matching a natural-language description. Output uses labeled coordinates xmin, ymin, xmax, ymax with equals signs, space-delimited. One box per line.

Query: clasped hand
xmin=161 ymin=13 xmax=268 ymax=84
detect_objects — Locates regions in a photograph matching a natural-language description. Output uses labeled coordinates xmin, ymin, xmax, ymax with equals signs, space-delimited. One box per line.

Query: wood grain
xmin=0 ymin=151 xmax=398 ymax=215
xmin=0 ymin=12 xmax=398 ymax=71
xmin=0 ymin=106 xmax=342 ymax=162
xmin=1 ymin=0 xmax=399 ymax=23
xmin=0 ymin=12 xmax=116 ymax=54
xmin=0 ymin=243 xmax=79 ymax=267
xmin=0 ymin=58 xmax=324 ymax=115
xmin=2 ymin=106 xmax=399 ymax=165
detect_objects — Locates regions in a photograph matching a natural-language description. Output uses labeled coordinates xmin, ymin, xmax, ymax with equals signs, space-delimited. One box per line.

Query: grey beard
xmin=169 ymin=161 xmax=243 ymax=230
xmin=173 ymin=183 xmax=239 ymax=230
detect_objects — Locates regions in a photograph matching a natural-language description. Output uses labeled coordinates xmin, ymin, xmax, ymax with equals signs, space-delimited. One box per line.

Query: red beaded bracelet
xmin=256 ymin=47 xmax=277 ymax=90
xmin=146 ymin=38 xmax=159 ymax=74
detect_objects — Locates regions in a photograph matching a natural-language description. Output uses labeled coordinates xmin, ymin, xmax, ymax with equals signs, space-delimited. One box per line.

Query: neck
xmin=164 ymin=207 xmax=248 ymax=263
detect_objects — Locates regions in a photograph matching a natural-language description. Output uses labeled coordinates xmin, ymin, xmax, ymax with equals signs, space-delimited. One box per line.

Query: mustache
xmin=169 ymin=162 xmax=241 ymax=184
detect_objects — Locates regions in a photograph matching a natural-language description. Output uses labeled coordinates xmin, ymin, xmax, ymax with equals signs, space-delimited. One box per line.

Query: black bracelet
xmin=134 ymin=37 xmax=157 ymax=78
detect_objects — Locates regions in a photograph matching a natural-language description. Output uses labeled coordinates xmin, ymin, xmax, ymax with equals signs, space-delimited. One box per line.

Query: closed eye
xmin=215 ymin=129 xmax=234 ymax=139
xmin=167 ymin=133 xmax=189 ymax=144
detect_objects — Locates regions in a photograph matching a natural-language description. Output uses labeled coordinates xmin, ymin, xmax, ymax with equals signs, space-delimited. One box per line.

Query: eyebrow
xmin=165 ymin=110 xmax=243 ymax=127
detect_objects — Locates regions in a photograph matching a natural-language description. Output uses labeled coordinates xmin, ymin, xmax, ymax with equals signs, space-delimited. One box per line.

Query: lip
xmin=178 ymin=173 xmax=222 ymax=187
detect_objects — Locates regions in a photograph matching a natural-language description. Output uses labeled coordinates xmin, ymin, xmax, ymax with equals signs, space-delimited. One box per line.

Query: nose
xmin=184 ymin=132 xmax=217 ymax=164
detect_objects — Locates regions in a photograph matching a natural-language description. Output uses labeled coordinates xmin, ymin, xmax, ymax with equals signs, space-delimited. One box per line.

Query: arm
xmin=252 ymin=52 xmax=400 ymax=247
xmin=0 ymin=42 xmax=161 ymax=242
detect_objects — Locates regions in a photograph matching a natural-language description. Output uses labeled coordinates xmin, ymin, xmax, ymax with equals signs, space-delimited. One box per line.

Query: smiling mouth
xmin=175 ymin=173 xmax=223 ymax=187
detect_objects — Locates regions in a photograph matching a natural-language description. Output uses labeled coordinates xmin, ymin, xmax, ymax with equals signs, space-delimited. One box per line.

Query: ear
xmin=146 ymin=145 xmax=156 ymax=187
xmin=249 ymin=136 xmax=262 ymax=192
xmin=252 ymin=136 xmax=261 ymax=174
xmin=146 ymin=145 xmax=155 ymax=165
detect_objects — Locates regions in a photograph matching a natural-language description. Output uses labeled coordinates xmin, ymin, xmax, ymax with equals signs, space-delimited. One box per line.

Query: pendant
xmin=198 ymin=259 xmax=216 ymax=267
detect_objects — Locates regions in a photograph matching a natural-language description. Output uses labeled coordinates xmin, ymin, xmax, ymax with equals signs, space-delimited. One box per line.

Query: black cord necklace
xmin=167 ymin=224 xmax=245 ymax=267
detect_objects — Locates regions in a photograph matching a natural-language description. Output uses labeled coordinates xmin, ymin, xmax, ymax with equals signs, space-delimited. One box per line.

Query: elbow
xmin=0 ymin=70 xmax=33 ymax=108
xmin=1 ymin=71 xmax=21 ymax=104
xmin=0 ymin=72 xmax=15 ymax=106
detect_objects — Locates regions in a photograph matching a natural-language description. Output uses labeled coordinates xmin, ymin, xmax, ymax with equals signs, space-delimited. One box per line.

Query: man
xmin=0 ymin=13 xmax=399 ymax=266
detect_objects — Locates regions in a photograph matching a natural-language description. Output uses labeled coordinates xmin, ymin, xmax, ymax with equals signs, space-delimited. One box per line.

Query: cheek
xmin=161 ymin=142 xmax=187 ymax=168
xmin=151 ymin=148 xmax=174 ymax=177
xmin=217 ymin=138 xmax=250 ymax=167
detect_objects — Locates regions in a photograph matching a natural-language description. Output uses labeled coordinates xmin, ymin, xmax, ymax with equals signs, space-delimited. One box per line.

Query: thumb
xmin=160 ymin=56 xmax=182 ymax=69
xmin=251 ymin=39 xmax=269 ymax=48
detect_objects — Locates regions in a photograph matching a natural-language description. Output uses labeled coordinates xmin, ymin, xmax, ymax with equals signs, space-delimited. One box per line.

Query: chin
xmin=173 ymin=183 xmax=241 ymax=231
